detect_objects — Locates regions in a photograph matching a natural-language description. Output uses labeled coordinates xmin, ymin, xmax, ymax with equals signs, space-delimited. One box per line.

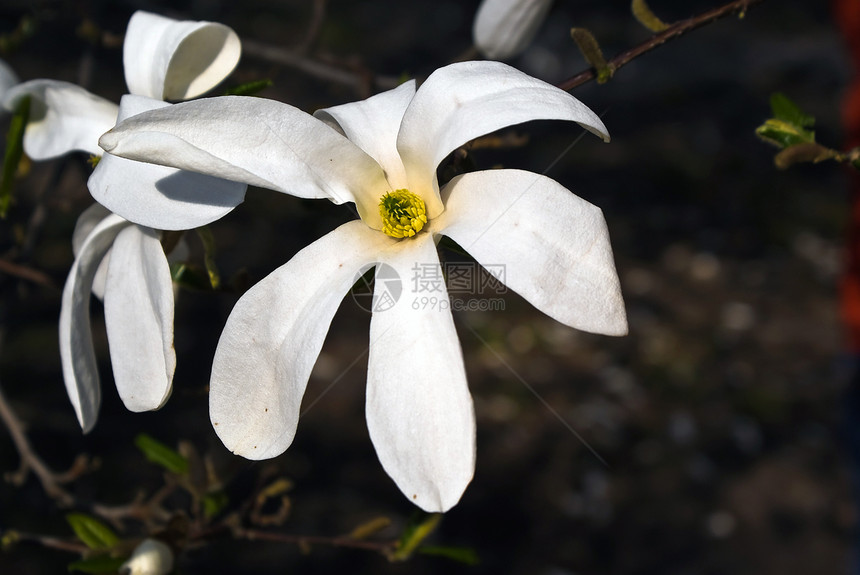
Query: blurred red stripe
xmin=835 ymin=0 xmax=860 ymax=350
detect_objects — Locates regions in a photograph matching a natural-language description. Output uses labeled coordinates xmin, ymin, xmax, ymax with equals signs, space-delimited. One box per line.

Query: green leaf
xmin=770 ymin=92 xmax=815 ymax=128
xmin=202 ymin=491 xmax=229 ymax=519
xmin=755 ymin=119 xmax=815 ymax=149
xmin=1 ymin=529 xmax=20 ymax=550
xmin=170 ymin=262 xmax=213 ymax=291
xmin=391 ymin=512 xmax=441 ymax=561
xmin=631 ymin=0 xmax=670 ymax=33
xmin=570 ymin=28 xmax=614 ymax=84
xmin=67 ymin=556 xmax=127 ymax=574
xmin=350 ymin=516 xmax=392 ymax=540
xmin=223 ymin=79 xmax=273 ymax=97
xmin=65 ymin=513 xmax=120 ymax=550
xmin=0 ymin=95 xmax=29 ymax=218
xmin=196 ymin=226 xmax=221 ymax=290
xmin=418 ymin=545 xmax=480 ymax=565
xmin=134 ymin=433 xmax=189 ymax=475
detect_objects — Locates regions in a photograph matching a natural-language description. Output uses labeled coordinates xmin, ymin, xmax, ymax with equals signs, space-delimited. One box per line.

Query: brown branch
xmin=296 ymin=0 xmax=329 ymax=54
xmin=241 ymin=39 xmax=401 ymax=94
xmin=234 ymin=528 xmax=396 ymax=554
xmin=558 ymin=0 xmax=766 ymax=91
xmin=4 ymin=531 xmax=90 ymax=554
xmin=0 ymin=380 xmax=75 ymax=506
xmin=0 ymin=258 xmax=58 ymax=291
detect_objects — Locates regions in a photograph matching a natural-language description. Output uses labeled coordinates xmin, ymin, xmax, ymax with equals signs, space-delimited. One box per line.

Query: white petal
xmin=104 ymin=225 xmax=175 ymax=412
xmin=99 ymin=96 xmax=389 ymax=209
xmin=59 ymin=215 xmax=130 ymax=432
xmin=120 ymin=539 xmax=173 ymax=575
xmin=4 ymin=80 xmax=117 ymax=159
xmin=473 ymin=0 xmax=554 ymax=60
xmin=124 ymin=11 xmax=241 ymax=101
xmin=314 ymin=81 xmax=415 ymax=226
xmin=366 ymin=233 xmax=475 ymax=512
xmin=438 ymin=169 xmax=627 ymax=335
xmin=72 ymin=203 xmax=113 ymax=299
xmin=210 ymin=221 xmax=393 ymax=459
xmin=89 ymin=94 xmax=247 ymax=230
xmin=0 ymin=58 xmax=19 ymax=99
xmin=396 ymin=61 xmax=608 ymax=216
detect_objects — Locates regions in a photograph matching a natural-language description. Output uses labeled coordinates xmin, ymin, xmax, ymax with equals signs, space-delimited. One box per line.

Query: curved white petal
xmin=0 ymin=58 xmax=19 ymax=100
xmin=437 ymin=169 xmax=627 ymax=335
xmin=396 ymin=61 xmax=608 ymax=216
xmin=367 ymin=233 xmax=475 ymax=512
xmin=99 ymin=96 xmax=389 ymax=209
xmin=103 ymin=225 xmax=175 ymax=412
xmin=314 ymin=81 xmax=415 ymax=226
xmin=72 ymin=203 xmax=113 ymax=299
xmin=4 ymin=80 xmax=117 ymax=159
xmin=473 ymin=0 xmax=554 ymax=60
xmin=210 ymin=221 xmax=393 ymax=459
xmin=120 ymin=539 xmax=174 ymax=575
xmin=89 ymin=94 xmax=247 ymax=230
xmin=124 ymin=11 xmax=241 ymax=101
xmin=59 ymin=214 xmax=130 ymax=432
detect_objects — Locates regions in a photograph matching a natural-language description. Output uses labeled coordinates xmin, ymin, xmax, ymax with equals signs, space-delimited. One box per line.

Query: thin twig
xmin=92 ymin=474 xmax=178 ymax=530
xmin=0 ymin=258 xmax=58 ymax=290
xmin=234 ymin=528 xmax=396 ymax=554
xmin=0 ymin=380 xmax=75 ymax=506
xmin=4 ymin=531 xmax=90 ymax=554
xmin=558 ymin=0 xmax=765 ymax=91
xmin=297 ymin=0 xmax=328 ymax=54
xmin=242 ymin=39 xmax=401 ymax=93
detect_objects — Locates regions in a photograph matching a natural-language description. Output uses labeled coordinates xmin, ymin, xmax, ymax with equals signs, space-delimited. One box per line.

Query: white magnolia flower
xmin=473 ymin=0 xmax=554 ymax=60
xmin=3 ymin=11 xmax=244 ymax=432
xmin=99 ymin=60 xmax=627 ymax=511
xmin=120 ymin=538 xmax=174 ymax=575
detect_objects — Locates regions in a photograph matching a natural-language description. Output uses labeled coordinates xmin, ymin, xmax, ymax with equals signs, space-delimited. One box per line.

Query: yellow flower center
xmin=379 ymin=189 xmax=428 ymax=239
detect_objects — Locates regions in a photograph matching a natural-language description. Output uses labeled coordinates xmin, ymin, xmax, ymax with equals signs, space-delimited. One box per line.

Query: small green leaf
xmin=223 ymin=79 xmax=273 ymax=97
xmin=350 ymin=516 xmax=392 ymax=540
xmin=0 ymin=95 xmax=29 ymax=218
xmin=631 ymin=0 xmax=670 ymax=33
xmin=67 ymin=556 xmax=127 ymax=574
xmin=391 ymin=512 xmax=441 ymax=561
xmin=570 ymin=28 xmax=614 ymax=84
xmin=755 ymin=119 xmax=815 ymax=149
xmin=134 ymin=433 xmax=189 ymax=475
xmin=1 ymin=529 xmax=20 ymax=550
xmin=418 ymin=545 xmax=480 ymax=565
xmin=202 ymin=491 xmax=229 ymax=519
xmin=770 ymin=92 xmax=814 ymax=128
xmin=65 ymin=513 xmax=120 ymax=550
xmin=170 ymin=262 xmax=213 ymax=291
xmin=196 ymin=226 xmax=221 ymax=290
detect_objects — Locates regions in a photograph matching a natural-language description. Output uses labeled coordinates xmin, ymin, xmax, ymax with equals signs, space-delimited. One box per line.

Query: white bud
xmin=473 ymin=0 xmax=555 ymax=60
xmin=120 ymin=539 xmax=174 ymax=575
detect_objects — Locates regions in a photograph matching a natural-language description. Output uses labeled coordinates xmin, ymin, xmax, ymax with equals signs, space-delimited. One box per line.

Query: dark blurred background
xmin=0 ymin=0 xmax=852 ymax=573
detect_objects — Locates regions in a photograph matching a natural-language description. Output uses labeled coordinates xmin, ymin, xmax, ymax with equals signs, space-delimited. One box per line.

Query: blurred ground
xmin=0 ymin=0 xmax=854 ymax=574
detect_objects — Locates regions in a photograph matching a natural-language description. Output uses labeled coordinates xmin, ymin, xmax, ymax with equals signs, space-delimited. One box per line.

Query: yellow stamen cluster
xmin=379 ymin=189 xmax=428 ymax=239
